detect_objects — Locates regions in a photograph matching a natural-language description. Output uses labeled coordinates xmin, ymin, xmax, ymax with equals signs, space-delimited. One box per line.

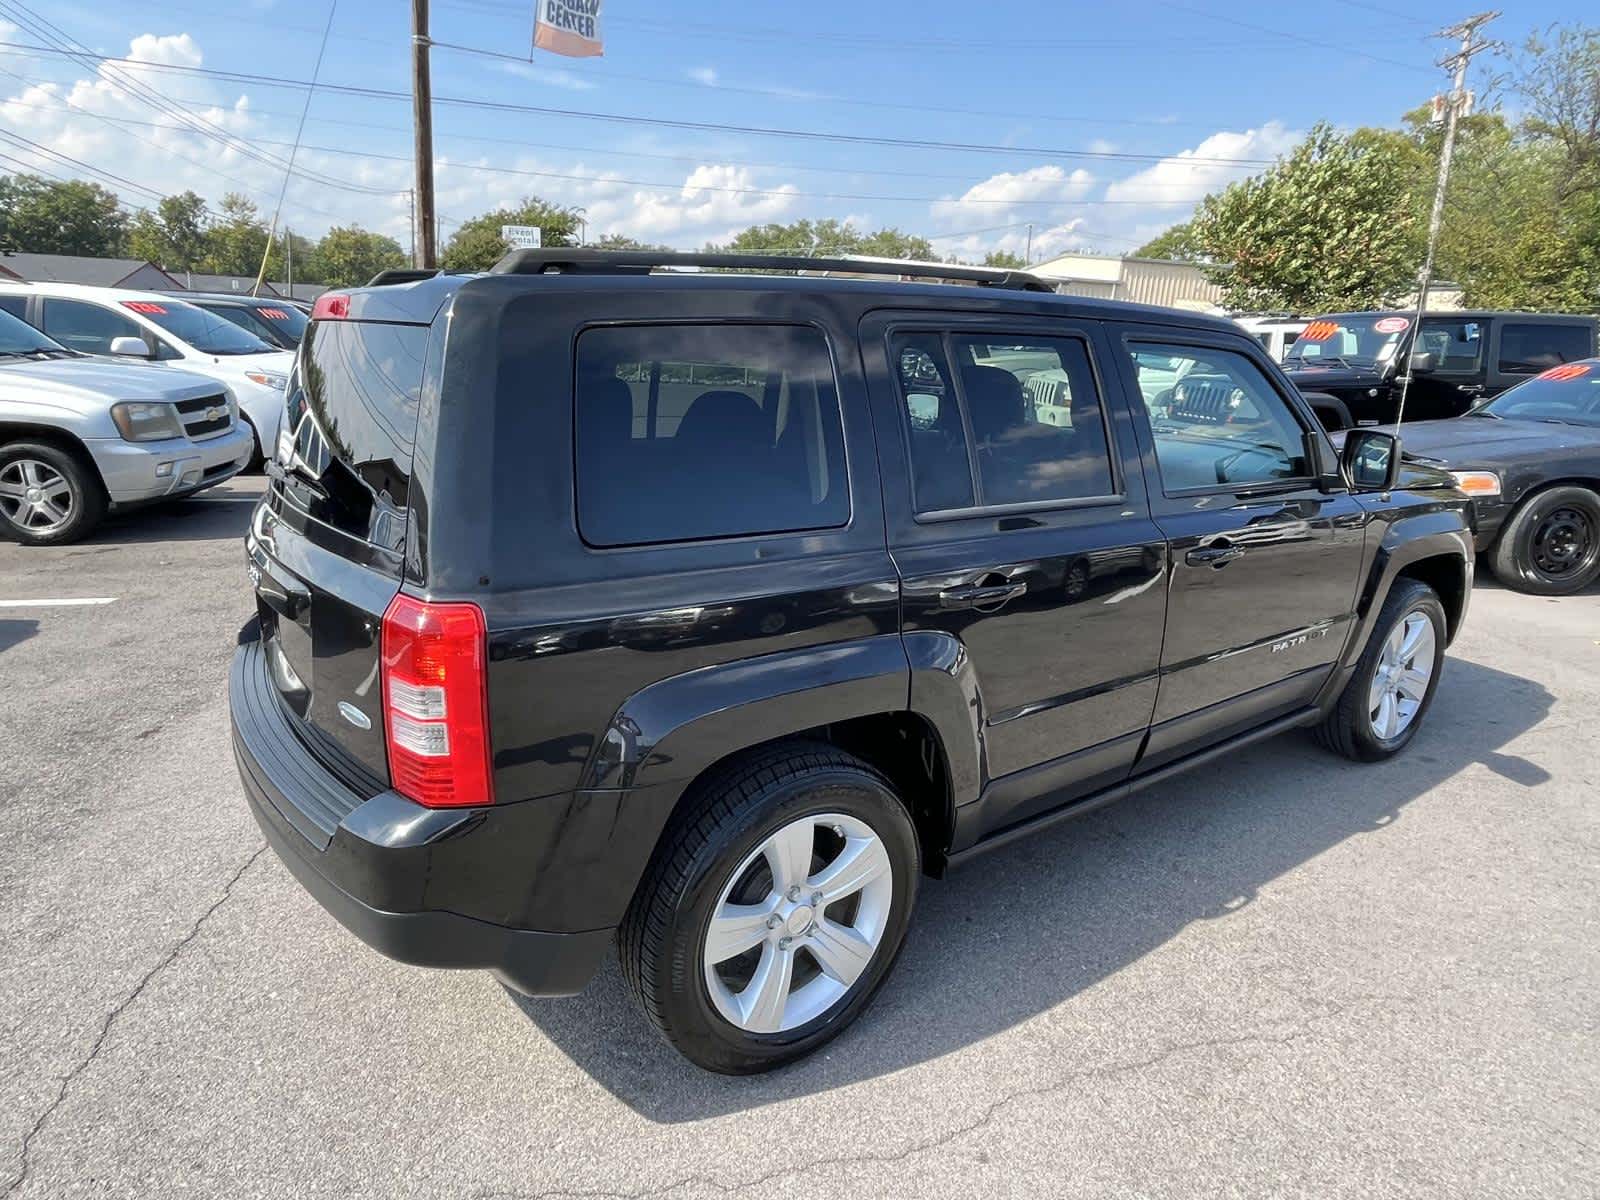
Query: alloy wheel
xmin=1367 ymin=611 xmax=1435 ymax=740
xmin=703 ymin=812 xmax=894 ymax=1034
xmin=0 ymin=458 xmax=73 ymax=534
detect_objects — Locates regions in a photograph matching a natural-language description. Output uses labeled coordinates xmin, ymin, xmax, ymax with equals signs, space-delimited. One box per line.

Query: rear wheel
xmin=1488 ymin=485 xmax=1600 ymax=595
xmin=1315 ymin=578 xmax=1446 ymax=762
xmin=0 ymin=441 xmax=106 ymax=546
xmin=619 ymin=742 xmax=919 ymax=1074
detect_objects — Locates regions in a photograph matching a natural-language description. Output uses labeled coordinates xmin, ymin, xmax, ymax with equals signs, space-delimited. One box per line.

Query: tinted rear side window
xmin=574 ymin=324 xmax=849 ymax=546
xmin=285 ymin=320 xmax=427 ymax=545
xmin=1498 ymin=323 xmax=1593 ymax=375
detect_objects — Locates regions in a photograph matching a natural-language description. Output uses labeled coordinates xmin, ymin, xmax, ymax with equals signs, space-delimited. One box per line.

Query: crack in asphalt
xmin=1 ymin=844 xmax=267 ymax=1200
xmin=473 ymin=1009 xmax=1354 ymax=1200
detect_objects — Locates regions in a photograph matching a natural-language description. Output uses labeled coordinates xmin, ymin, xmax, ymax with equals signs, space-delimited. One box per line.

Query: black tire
xmin=0 ymin=440 xmax=106 ymax=546
xmin=1487 ymin=485 xmax=1600 ymax=596
xmin=1315 ymin=578 xmax=1446 ymax=762
xmin=619 ymin=741 xmax=920 ymax=1074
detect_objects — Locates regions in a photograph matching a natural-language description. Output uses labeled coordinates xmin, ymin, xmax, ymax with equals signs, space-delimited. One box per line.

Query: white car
xmin=0 ymin=308 xmax=253 ymax=544
xmin=0 ymin=281 xmax=291 ymax=462
xmin=1233 ymin=316 xmax=1309 ymax=362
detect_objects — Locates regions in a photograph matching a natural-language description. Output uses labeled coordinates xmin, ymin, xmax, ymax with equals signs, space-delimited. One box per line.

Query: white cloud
xmin=687 ymin=66 xmax=718 ymax=86
xmin=932 ymin=164 xmax=1095 ymax=221
xmin=1103 ymin=121 xmax=1298 ymax=207
xmin=493 ymin=60 xmax=597 ymax=90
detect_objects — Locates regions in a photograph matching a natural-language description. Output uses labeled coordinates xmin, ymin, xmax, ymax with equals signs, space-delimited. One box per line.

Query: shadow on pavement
xmin=510 ymin=655 xmax=1553 ymax=1120
xmin=80 ymin=489 xmax=263 ymax=546
xmin=0 ymin=618 xmax=37 ymax=654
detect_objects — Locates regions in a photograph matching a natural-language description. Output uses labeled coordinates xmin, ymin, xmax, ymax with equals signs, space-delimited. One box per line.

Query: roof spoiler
xmin=487 ymin=248 xmax=1056 ymax=293
xmin=366 ymin=268 xmax=441 ymax=287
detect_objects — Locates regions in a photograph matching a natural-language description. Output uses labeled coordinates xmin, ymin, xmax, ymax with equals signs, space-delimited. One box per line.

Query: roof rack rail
xmin=488 ymin=248 xmax=1055 ymax=293
xmin=366 ymin=268 xmax=441 ymax=287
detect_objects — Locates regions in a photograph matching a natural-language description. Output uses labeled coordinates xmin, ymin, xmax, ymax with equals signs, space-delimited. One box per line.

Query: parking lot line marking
xmin=0 ymin=597 xmax=117 ymax=608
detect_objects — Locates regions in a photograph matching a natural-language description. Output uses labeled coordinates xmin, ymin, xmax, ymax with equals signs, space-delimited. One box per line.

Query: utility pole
xmin=1396 ymin=11 xmax=1498 ymax=425
xmin=1024 ymin=223 xmax=1033 ymax=265
xmin=285 ymin=226 xmax=293 ymax=296
xmin=408 ymin=188 xmax=417 ymax=267
xmin=411 ymin=0 xmax=437 ymax=269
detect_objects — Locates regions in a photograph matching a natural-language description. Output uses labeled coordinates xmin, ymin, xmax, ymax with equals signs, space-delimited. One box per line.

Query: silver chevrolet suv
xmin=0 ymin=307 xmax=253 ymax=544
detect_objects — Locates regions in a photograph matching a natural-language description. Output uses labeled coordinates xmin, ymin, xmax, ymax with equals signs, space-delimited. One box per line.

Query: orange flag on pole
xmin=533 ymin=0 xmax=603 ymax=57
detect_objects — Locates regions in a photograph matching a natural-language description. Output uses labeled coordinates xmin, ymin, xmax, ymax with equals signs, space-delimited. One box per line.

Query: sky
xmin=0 ymin=0 xmax=1589 ymax=264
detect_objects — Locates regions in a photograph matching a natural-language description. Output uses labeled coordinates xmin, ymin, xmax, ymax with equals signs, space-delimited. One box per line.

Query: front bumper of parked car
xmin=88 ymin=424 xmax=254 ymax=505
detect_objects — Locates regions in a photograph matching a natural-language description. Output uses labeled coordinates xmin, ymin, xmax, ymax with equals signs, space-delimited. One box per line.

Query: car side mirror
xmin=1341 ymin=430 xmax=1401 ymax=493
xmin=109 ymin=336 xmax=153 ymax=359
xmin=1408 ymin=350 xmax=1437 ymax=375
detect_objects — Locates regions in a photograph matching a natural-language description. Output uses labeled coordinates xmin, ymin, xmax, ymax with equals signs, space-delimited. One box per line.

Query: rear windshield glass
xmin=126 ymin=299 xmax=274 ymax=355
xmin=284 ymin=320 xmax=428 ymax=544
xmin=574 ymin=324 xmax=850 ymax=546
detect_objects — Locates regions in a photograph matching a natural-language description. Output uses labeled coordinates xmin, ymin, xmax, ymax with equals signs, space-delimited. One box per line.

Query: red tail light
xmin=312 ymin=292 xmax=350 ymax=321
xmin=380 ymin=594 xmax=494 ymax=808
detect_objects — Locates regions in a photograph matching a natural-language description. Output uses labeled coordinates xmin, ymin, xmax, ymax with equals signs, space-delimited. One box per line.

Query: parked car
xmin=0 ymin=282 xmax=293 ymax=464
xmin=0 ymin=307 xmax=252 ymax=544
xmin=1344 ymin=358 xmax=1600 ymax=595
xmin=168 ymin=292 xmax=309 ymax=350
xmin=1282 ymin=310 xmax=1597 ymax=428
xmin=230 ymin=250 xmax=1474 ymax=1074
xmin=1233 ymin=315 xmax=1308 ymax=362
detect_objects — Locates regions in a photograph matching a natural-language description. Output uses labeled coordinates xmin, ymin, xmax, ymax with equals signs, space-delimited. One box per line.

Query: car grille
xmin=175 ymin=393 xmax=232 ymax=440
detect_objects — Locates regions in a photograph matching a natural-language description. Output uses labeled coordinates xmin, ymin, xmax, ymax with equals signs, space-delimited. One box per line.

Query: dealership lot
xmin=2 ymin=478 xmax=1597 ymax=1198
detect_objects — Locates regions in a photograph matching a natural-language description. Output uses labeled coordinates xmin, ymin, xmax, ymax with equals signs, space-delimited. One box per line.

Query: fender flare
xmin=1340 ymin=503 xmax=1473 ymax=674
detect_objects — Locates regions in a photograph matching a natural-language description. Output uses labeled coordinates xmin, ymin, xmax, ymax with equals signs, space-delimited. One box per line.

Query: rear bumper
xmin=229 ymin=639 xmax=611 ymax=996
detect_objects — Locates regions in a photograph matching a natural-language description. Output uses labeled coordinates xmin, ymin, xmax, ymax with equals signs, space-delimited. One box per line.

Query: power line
xmin=1148 ymin=0 xmax=1437 ymax=73
xmin=0 ymin=39 xmax=1282 ymax=168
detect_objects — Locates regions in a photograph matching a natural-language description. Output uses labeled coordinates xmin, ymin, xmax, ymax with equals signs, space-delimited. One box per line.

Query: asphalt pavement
xmin=2 ymin=477 xmax=1596 ymax=1198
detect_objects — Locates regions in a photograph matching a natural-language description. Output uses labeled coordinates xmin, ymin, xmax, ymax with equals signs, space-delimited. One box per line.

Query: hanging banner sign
xmin=533 ymin=0 xmax=603 ymax=58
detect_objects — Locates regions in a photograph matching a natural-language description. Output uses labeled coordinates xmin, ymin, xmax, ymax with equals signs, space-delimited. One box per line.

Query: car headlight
xmin=110 ymin=401 xmax=185 ymax=442
xmin=243 ymin=371 xmax=287 ymax=391
xmin=1450 ymin=470 xmax=1501 ymax=497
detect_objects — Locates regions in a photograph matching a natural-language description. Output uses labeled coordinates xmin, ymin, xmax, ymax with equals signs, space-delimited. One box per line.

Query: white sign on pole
xmin=533 ymin=0 xmax=603 ymax=58
xmin=501 ymin=224 xmax=542 ymax=249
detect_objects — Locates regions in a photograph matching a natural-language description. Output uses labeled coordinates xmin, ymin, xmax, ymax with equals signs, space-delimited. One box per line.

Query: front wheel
xmin=619 ymin=743 xmax=919 ymax=1074
xmin=1315 ymin=578 xmax=1446 ymax=762
xmin=1487 ymin=485 xmax=1600 ymax=595
xmin=0 ymin=441 xmax=106 ymax=546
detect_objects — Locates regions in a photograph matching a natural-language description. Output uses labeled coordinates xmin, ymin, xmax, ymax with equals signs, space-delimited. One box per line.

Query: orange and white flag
xmin=533 ymin=0 xmax=603 ymax=57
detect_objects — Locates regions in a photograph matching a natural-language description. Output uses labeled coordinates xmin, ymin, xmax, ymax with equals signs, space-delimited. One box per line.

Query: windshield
xmin=123 ymin=299 xmax=274 ymax=355
xmin=0 ymin=308 xmax=69 ymax=355
xmin=1482 ymin=362 xmax=1600 ymax=426
xmin=1284 ymin=314 xmax=1413 ymax=365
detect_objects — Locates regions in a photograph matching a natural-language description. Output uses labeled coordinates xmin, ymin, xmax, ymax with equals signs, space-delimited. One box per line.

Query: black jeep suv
xmin=1283 ymin=310 xmax=1598 ymax=427
xmin=230 ymin=251 xmax=1474 ymax=1073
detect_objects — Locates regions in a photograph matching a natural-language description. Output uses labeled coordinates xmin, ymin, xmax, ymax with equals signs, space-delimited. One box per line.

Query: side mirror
xmin=109 ymin=336 xmax=153 ymax=359
xmin=1408 ymin=350 xmax=1437 ymax=375
xmin=1341 ymin=429 xmax=1401 ymax=493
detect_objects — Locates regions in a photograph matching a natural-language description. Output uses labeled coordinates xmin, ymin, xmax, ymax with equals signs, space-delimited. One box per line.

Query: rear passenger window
xmin=574 ymin=324 xmax=849 ymax=546
xmin=1129 ymin=343 xmax=1310 ymax=491
xmin=889 ymin=332 xmax=1116 ymax=512
xmin=1498 ymin=323 xmax=1592 ymax=375
xmin=1417 ymin=318 xmax=1484 ymax=373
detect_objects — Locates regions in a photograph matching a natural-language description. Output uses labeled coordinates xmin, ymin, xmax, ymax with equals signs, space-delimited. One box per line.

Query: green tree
xmin=1133 ymin=222 xmax=1204 ymax=261
xmin=981 ymin=249 xmax=1027 ymax=269
xmin=856 ymin=227 xmax=936 ymax=260
xmin=591 ymin=233 xmax=665 ymax=250
xmin=201 ymin=193 xmax=277 ymax=277
xmin=0 ymin=175 xmax=127 ymax=256
xmin=128 ymin=190 xmax=209 ymax=271
xmin=440 ymin=197 xmax=581 ymax=271
xmin=1188 ymin=123 xmax=1421 ymax=311
xmin=308 ymin=226 xmax=407 ymax=287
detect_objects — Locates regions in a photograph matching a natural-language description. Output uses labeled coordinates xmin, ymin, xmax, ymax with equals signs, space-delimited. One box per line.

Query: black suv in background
xmin=1284 ymin=310 xmax=1598 ymax=427
xmin=231 ymin=251 xmax=1474 ymax=1073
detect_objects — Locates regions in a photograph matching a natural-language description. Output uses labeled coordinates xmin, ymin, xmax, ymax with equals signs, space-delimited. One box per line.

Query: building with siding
xmin=1028 ymin=252 xmax=1228 ymax=312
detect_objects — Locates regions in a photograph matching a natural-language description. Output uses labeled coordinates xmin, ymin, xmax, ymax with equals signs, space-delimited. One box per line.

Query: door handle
xmin=938 ymin=581 xmax=1027 ymax=610
xmin=1186 ymin=544 xmax=1245 ymax=567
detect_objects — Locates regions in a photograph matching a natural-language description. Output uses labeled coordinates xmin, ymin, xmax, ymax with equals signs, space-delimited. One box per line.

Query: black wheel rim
xmin=1528 ymin=506 xmax=1597 ymax=580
